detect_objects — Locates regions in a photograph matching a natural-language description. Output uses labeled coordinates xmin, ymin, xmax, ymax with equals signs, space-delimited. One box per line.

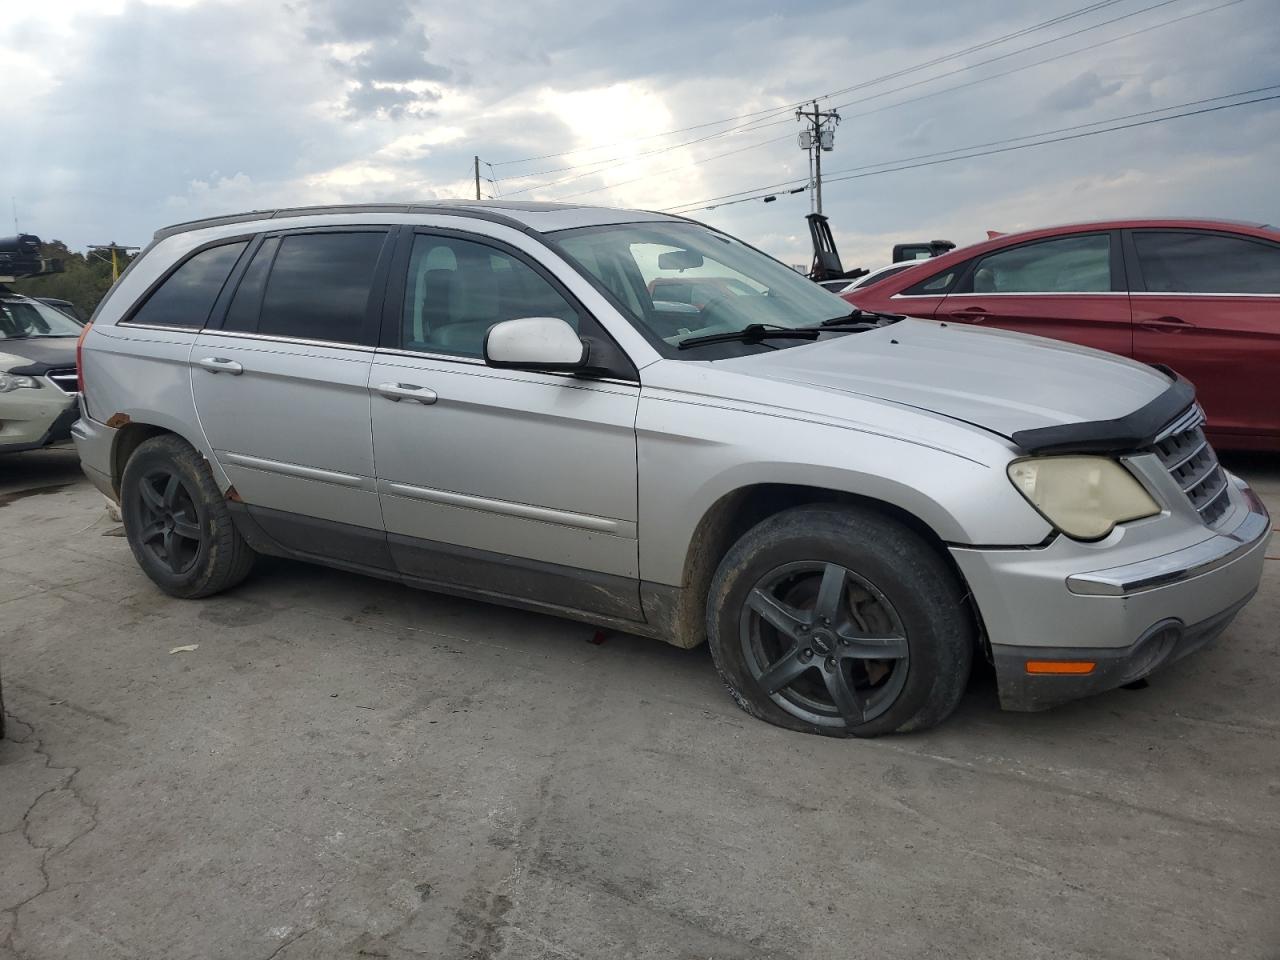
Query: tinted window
xmin=401 ymin=235 xmax=578 ymax=358
xmin=969 ymin=234 xmax=1111 ymax=293
xmin=222 ymin=236 xmax=279 ymax=332
xmin=1133 ymin=231 xmax=1280 ymax=294
xmin=128 ymin=241 xmax=247 ymax=328
xmin=257 ymin=232 xmax=385 ymax=344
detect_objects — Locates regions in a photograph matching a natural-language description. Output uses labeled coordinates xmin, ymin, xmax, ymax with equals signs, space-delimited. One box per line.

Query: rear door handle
xmin=954 ymin=305 xmax=988 ymax=322
xmin=376 ymin=382 xmax=438 ymax=404
xmin=195 ymin=357 xmax=244 ymax=375
xmin=1137 ymin=316 xmax=1193 ymax=332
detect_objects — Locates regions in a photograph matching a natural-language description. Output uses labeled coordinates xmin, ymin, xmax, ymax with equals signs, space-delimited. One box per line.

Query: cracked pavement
xmin=1 ymin=447 xmax=1278 ymax=959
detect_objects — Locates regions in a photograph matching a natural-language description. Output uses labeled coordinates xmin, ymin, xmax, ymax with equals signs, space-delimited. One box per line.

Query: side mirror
xmin=483 ymin=317 xmax=588 ymax=371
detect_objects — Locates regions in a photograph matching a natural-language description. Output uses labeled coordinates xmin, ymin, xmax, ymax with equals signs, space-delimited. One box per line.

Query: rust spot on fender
xmin=105 ymin=413 xmax=132 ymax=429
xmin=225 ymin=486 xmax=243 ymax=503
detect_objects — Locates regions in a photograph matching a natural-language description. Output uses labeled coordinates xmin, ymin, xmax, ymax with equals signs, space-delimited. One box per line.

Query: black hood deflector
xmin=1011 ymin=369 xmax=1195 ymax=455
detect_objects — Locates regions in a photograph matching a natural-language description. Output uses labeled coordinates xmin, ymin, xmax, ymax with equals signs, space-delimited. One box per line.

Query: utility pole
xmin=88 ymin=243 xmax=141 ymax=283
xmin=796 ymin=101 xmax=840 ymax=215
xmin=474 ymin=156 xmax=482 ymax=201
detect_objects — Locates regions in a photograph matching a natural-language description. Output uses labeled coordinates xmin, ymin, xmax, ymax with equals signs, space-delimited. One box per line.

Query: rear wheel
xmin=120 ymin=435 xmax=255 ymax=598
xmin=706 ymin=505 xmax=973 ymax=737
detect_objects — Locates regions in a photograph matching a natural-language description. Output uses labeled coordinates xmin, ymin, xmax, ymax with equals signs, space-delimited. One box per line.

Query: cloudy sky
xmin=4 ymin=0 xmax=1278 ymax=268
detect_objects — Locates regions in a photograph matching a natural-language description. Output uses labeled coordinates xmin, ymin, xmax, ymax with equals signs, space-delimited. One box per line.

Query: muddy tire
xmin=706 ymin=504 xmax=973 ymax=737
xmin=120 ymin=435 xmax=255 ymax=598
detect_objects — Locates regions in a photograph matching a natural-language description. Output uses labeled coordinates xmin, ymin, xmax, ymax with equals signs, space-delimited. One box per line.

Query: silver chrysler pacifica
xmin=72 ymin=201 xmax=1270 ymax=736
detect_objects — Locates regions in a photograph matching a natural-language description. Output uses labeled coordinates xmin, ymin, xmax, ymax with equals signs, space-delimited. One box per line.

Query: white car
xmin=0 ymin=292 xmax=82 ymax=452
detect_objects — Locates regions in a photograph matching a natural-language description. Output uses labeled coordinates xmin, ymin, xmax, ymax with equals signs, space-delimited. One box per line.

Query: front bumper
xmin=952 ymin=474 xmax=1270 ymax=712
xmin=0 ymin=389 xmax=78 ymax=452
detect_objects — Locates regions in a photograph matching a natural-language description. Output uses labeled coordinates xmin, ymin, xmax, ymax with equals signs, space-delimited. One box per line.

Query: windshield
xmin=0 ymin=297 xmax=85 ymax=339
xmin=550 ymin=222 xmax=855 ymax=358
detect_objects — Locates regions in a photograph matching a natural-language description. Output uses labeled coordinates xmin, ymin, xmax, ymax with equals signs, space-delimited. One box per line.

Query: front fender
xmin=636 ymin=391 xmax=1050 ymax=586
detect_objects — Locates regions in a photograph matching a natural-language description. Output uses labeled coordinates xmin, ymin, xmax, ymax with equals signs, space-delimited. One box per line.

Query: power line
xmin=487 ymin=0 xmax=1138 ymax=180
xmin=701 ymin=0 xmax=1195 ymax=142
xmin=836 ymin=0 xmax=1243 ymax=124
xmin=529 ymin=0 xmax=1237 ymax=206
xmin=662 ymin=89 xmax=1280 ymax=214
xmin=495 ymin=0 xmax=1213 ymax=200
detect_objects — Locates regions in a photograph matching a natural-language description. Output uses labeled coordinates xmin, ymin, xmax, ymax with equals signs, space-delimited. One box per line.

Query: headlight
xmin=0 ymin=372 xmax=40 ymax=393
xmin=1007 ymin=456 xmax=1160 ymax=541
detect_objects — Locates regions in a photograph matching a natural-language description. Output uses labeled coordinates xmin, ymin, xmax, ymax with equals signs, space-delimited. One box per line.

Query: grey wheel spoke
xmin=162 ymin=474 xmax=181 ymax=509
xmin=823 ymin=665 xmax=865 ymax=725
xmin=139 ymin=480 xmax=165 ymax=513
xmin=814 ymin=563 xmax=846 ymax=624
xmin=837 ymin=630 xmax=909 ymax=660
xmin=140 ymin=520 xmax=166 ymax=544
xmin=747 ymin=588 xmax=808 ymax=641
xmin=162 ymin=529 xmax=177 ymax=567
xmin=757 ymin=646 xmax=811 ymax=695
xmin=172 ymin=518 xmax=201 ymax=541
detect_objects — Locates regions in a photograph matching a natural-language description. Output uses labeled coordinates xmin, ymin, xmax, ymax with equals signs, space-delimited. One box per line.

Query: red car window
xmin=1132 ymin=231 xmax=1280 ymax=294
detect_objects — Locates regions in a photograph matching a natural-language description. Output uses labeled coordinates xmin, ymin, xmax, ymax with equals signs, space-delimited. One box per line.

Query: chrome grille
xmin=1149 ymin=406 xmax=1230 ymax=527
xmin=45 ymin=366 xmax=78 ymax=394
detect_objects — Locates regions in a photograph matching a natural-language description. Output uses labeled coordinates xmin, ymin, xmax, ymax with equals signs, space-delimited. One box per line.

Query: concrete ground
xmin=1 ymin=447 xmax=1277 ymax=960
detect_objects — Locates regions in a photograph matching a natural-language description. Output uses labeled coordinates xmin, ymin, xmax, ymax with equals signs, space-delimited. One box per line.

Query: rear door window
xmin=126 ymin=241 xmax=248 ymax=328
xmin=1132 ymin=231 xmax=1280 ymax=294
xmin=965 ymin=234 xmax=1112 ymax=293
xmin=252 ymin=232 xmax=387 ymax=344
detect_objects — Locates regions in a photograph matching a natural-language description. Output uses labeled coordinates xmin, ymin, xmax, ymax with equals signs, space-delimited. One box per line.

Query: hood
xmin=724 ymin=318 xmax=1172 ymax=440
xmin=0 ymin=337 xmax=78 ymax=374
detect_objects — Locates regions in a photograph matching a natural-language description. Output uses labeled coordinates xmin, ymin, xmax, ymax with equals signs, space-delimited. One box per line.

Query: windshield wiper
xmin=677 ymin=323 xmax=821 ymax=350
xmin=815 ymin=308 xmax=904 ymax=328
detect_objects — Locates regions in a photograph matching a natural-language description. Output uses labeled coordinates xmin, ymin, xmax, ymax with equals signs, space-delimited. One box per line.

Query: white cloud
xmin=3 ymin=0 xmax=1277 ymax=261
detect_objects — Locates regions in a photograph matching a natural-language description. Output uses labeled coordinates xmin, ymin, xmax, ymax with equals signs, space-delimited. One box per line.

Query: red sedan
xmin=843 ymin=218 xmax=1280 ymax=451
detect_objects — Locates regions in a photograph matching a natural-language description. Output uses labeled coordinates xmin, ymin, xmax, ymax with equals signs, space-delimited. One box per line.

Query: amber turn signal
xmin=1025 ymin=660 xmax=1097 ymax=675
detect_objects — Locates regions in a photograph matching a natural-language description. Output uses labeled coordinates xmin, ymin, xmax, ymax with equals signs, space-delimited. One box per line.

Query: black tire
xmin=706 ymin=504 xmax=973 ymax=737
xmin=120 ymin=434 xmax=255 ymax=598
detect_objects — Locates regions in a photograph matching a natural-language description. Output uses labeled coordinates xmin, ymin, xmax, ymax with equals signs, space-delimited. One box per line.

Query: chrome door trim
xmin=372 ymin=348 xmax=642 ymax=390
xmin=198 ymin=329 xmax=378 ymax=353
xmin=379 ymin=479 xmax=633 ymax=535
xmin=1129 ymin=291 xmax=1280 ymax=298
xmin=220 ymin=452 xmax=375 ymax=490
xmin=915 ymin=292 xmax=1130 ymax=298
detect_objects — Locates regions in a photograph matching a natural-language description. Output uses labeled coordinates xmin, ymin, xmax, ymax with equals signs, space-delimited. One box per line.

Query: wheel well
xmin=110 ymin=423 xmax=176 ymax=494
xmin=675 ymin=483 xmax=985 ymax=653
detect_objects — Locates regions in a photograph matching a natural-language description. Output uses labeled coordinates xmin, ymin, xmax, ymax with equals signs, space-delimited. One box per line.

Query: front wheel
xmin=120 ymin=435 xmax=255 ymax=598
xmin=706 ymin=505 xmax=973 ymax=737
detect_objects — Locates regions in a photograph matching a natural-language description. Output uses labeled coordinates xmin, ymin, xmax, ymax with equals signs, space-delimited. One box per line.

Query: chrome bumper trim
xmin=1067 ymin=478 xmax=1271 ymax=597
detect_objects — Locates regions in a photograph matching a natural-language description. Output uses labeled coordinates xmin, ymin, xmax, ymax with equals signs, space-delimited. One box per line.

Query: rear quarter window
xmin=124 ymin=241 xmax=248 ymax=328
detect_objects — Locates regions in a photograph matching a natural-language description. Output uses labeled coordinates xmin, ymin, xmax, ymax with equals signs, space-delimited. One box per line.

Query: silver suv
xmin=72 ymin=202 xmax=1270 ymax=736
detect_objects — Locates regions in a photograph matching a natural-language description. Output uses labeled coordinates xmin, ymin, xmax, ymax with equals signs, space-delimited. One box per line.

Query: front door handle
xmin=954 ymin=305 xmax=988 ymax=322
xmin=376 ymin=382 xmax=438 ymax=404
xmin=195 ymin=357 xmax=244 ymax=375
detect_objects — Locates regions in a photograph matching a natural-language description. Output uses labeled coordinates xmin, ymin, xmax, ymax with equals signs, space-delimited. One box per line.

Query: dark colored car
xmin=37 ymin=297 xmax=88 ymax=322
xmin=843 ymin=218 xmax=1280 ymax=451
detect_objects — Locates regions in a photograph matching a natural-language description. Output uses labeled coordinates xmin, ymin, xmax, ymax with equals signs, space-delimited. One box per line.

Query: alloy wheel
xmin=135 ymin=469 xmax=204 ymax=575
xmin=739 ymin=561 xmax=909 ymax=728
